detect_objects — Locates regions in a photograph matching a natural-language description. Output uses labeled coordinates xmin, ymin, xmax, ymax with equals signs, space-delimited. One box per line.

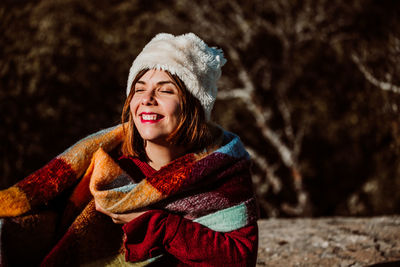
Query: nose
xmin=141 ymin=91 xmax=156 ymax=105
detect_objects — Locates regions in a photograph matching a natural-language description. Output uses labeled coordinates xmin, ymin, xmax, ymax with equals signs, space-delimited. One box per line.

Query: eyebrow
xmin=136 ymin=80 xmax=175 ymax=86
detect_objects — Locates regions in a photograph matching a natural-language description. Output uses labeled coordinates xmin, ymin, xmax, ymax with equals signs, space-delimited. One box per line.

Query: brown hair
xmin=121 ymin=69 xmax=216 ymax=159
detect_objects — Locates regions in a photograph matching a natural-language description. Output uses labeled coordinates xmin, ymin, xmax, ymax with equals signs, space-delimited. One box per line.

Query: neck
xmin=144 ymin=141 xmax=186 ymax=171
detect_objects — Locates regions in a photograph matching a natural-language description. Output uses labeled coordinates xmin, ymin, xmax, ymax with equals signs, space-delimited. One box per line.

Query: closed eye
xmin=134 ymin=88 xmax=145 ymax=93
xmin=160 ymin=90 xmax=174 ymax=94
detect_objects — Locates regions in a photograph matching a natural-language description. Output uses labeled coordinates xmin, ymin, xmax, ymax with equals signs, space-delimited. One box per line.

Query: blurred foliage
xmin=1 ymin=0 xmax=399 ymax=217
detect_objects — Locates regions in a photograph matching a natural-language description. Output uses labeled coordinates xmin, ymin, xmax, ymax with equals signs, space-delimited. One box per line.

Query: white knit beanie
xmin=126 ymin=33 xmax=227 ymax=120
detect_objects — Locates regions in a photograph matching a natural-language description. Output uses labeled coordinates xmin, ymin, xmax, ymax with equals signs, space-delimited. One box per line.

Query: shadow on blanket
xmin=1 ymin=211 xmax=58 ymax=266
xmin=0 ymin=198 xmax=124 ymax=266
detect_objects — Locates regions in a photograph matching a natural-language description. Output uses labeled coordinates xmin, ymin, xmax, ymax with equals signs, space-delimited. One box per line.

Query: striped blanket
xmin=0 ymin=125 xmax=258 ymax=266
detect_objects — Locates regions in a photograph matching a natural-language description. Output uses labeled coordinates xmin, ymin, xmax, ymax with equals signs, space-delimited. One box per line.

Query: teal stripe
xmin=193 ymin=202 xmax=249 ymax=232
xmin=214 ymin=131 xmax=250 ymax=159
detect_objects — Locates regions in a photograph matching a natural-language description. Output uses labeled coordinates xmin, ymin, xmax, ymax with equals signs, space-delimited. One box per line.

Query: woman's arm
xmin=122 ymin=210 xmax=258 ymax=267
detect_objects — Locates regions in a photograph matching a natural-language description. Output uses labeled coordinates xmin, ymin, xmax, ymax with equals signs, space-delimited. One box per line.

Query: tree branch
xmin=352 ymin=54 xmax=400 ymax=94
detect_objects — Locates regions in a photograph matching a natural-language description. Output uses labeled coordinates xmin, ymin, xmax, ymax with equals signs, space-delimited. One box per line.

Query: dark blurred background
xmin=1 ymin=0 xmax=399 ymax=218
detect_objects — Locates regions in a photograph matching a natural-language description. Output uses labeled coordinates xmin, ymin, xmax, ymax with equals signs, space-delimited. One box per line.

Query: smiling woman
xmin=121 ymin=66 xmax=217 ymax=171
xmin=131 ymin=70 xmax=182 ymax=153
xmin=122 ymin=69 xmax=214 ymax=170
xmin=0 ymin=33 xmax=258 ymax=266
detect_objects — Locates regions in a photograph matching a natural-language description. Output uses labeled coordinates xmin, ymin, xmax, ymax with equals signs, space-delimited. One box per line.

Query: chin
xmin=141 ymin=134 xmax=170 ymax=143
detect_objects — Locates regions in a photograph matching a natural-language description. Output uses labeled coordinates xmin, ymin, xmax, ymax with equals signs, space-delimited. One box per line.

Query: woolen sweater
xmin=118 ymin=156 xmax=259 ymax=266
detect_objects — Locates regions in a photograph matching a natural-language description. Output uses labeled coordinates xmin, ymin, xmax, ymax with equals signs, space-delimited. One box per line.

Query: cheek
xmin=170 ymin=100 xmax=182 ymax=120
xmin=129 ymin=98 xmax=138 ymax=115
xmin=129 ymin=102 xmax=134 ymax=114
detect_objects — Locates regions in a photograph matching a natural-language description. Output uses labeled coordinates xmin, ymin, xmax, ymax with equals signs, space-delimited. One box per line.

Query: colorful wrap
xmin=89 ymin=130 xmax=257 ymax=225
xmin=0 ymin=125 xmax=258 ymax=266
xmin=0 ymin=125 xmax=124 ymax=218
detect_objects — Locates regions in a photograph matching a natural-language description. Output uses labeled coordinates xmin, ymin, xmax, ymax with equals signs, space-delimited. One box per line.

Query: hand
xmin=94 ymin=200 xmax=146 ymax=224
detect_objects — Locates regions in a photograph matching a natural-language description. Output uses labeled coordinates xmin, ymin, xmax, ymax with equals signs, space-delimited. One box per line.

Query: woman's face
xmin=130 ymin=69 xmax=182 ymax=146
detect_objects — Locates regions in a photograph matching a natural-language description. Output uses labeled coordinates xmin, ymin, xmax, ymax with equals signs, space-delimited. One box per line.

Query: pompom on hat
xmin=127 ymin=33 xmax=227 ymax=120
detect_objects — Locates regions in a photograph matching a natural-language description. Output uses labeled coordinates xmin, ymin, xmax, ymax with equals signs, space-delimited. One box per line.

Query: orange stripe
xmin=0 ymin=186 xmax=31 ymax=217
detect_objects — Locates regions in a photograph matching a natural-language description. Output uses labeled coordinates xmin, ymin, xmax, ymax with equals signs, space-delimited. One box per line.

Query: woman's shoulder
xmin=200 ymin=124 xmax=249 ymax=160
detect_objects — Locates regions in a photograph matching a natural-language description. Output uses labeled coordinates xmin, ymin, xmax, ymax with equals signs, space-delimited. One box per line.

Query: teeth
xmin=142 ymin=114 xmax=158 ymax=120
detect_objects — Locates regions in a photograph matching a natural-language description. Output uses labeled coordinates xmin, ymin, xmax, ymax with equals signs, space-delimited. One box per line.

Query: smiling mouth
xmin=140 ymin=113 xmax=164 ymax=123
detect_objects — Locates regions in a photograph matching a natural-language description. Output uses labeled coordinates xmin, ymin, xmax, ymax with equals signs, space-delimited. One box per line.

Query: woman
xmin=0 ymin=33 xmax=258 ymax=266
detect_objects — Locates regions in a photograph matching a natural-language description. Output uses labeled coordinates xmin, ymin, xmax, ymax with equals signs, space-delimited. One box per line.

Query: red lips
xmin=139 ymin=112 xmax=164 ymax=123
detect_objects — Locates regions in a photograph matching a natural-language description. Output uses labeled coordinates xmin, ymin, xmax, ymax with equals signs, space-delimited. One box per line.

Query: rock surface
xmin=257 ymin=216 xmax=400 ymax=267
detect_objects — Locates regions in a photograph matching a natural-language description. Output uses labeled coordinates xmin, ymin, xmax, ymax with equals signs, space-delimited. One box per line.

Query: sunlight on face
xmin=130 ymin=69 xmax=182 ymax=146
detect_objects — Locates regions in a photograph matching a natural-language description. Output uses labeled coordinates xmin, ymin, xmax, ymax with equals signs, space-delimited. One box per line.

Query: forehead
xmin=138 ymin=69 xmax=174 ymax=83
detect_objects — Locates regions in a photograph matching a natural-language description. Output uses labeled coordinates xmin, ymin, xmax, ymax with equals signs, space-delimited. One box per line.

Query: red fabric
xmin=119 ymin=156 xmax=156 ymax=178
xmin=121 ymin=154 xmax=198 ymax=196
xmin=17 ymin=158 xmax=76 ymax=206
xmin=119 ymin=156 xmax=258 ymax=266
xmin=123 ymin=210 xmax=258 ymax=266
xmin=145 ymin=154 xmax=196 ymax=195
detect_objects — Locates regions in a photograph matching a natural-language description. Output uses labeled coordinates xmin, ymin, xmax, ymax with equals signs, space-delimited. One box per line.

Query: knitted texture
xmin=89 ymin=130 xmax=257 ymax=226
xmin=0 ymin=125 xmax=125 ymax=266
xmin=0 ymin=124 xmax=124 ymax=218
xmin=127 ymin=33 xmax=227 ymax=120
xmin=0 ymin=125 xmax=258 ymax=266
